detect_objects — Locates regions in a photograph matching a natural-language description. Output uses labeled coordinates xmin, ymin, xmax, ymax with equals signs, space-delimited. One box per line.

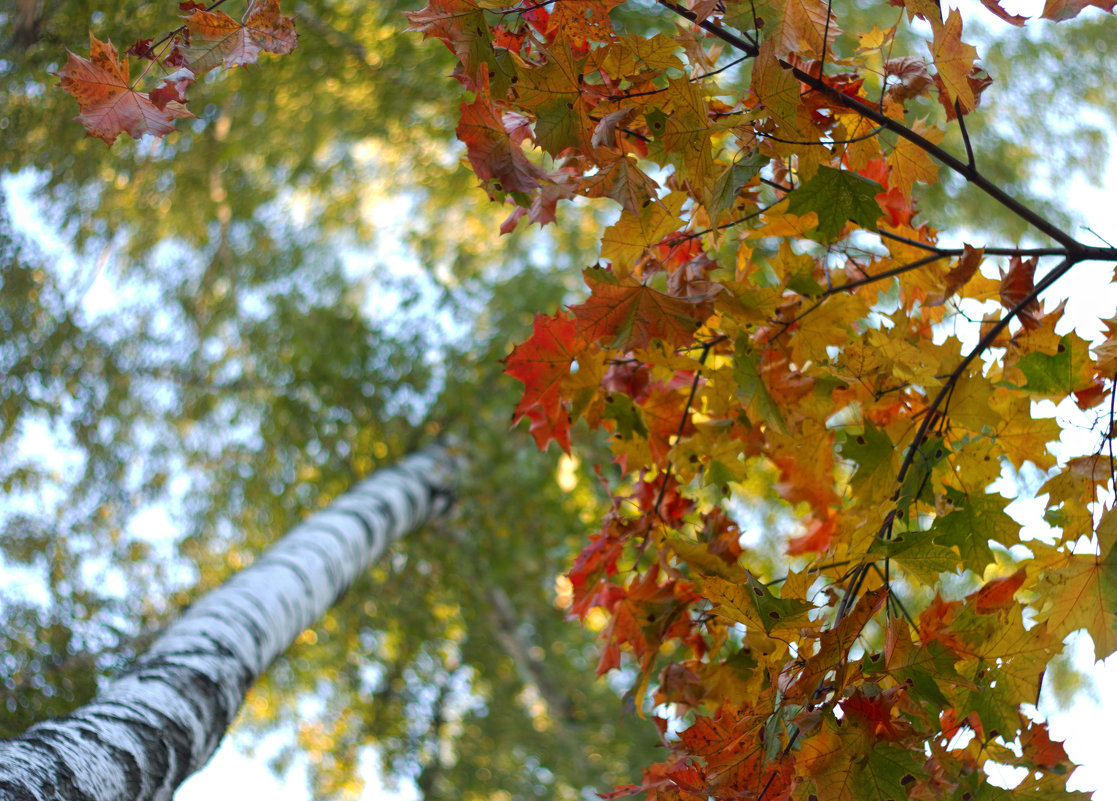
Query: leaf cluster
xmin=408 ymin=0 xmax=1117 ymax=798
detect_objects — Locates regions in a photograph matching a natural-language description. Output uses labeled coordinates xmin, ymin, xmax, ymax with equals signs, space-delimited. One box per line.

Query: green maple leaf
xmin=840 ymin=424 xmax=894 ymax=496
xmin=787 ymin=166 xmax=884 ymax=241
xmin=853 ymin=744 xmax=925 ymax=801
xmin=708 ymin=153 xmax=768 ymax=220
xmin=1016 ymin=333 xmax=1092 ymax=398
xmin=931 ymin=487 xmax=1020 ymax=568
xmin=733 ymin=337 xmax=786 ymax=430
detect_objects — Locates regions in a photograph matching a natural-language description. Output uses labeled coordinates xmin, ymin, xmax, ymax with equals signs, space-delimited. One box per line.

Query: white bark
xmin=0 ymin=445 xmax=456 ymax=801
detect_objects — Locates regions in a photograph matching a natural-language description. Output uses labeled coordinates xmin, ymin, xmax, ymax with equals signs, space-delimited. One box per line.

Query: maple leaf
xmin=638 ymin=382 xmax=697 ymax=466
xmin=57 ymin=34 xmax=195 ymax=144
xmin=504 ymin=311 xmax=586 ymax=452
xmin=581 ymin=154 xmax=660 ymax=216
xmin=786 ymin=166 xmax=883 ymax=241
xmin=661 ymin=78 xmax=716 ymax=184
xmin=513 ymin=41 xmax=593 ymax=157
xmin=751 ymin=40 xmax=804 ymax=132
xmin=980 ymin=0 xmax=1029 ymax=25
xmin=772 ymin=0 xmax=842 ymax=59
xmin=791 ymin=587 xmax=888 ymax=697
xmin=1032 ymin=506 xmax=1117 ymax=658
xmin=180 ymin=0 xmax=296 ymax=74
xmin=929 ymin=11 xmax=980 ymax=112
xmin=883 ymin=57 xmax=935 ymax=105
xmin=839 ymin=686 xmax=917 ymax=743
xmin=928 ymin=244 xmax=983 ymax=306
xmin=569 ymin=269 xmax=712 ymax=352
xmin=999 ymin=255 xmax=1043 ymax=329
xmin=600 ymin=192 xmax=687 ymax=276
xmin=701 ymin=571 xmax=814 ymax=635
xmin=967 ymin=567 xmax=1027 ymax=613
xmin=886 ymin=119 xmax=942 ymax=196
xmin=457 ymin=65 xmax=547 ymax=195
xmin=1019 ymin=719 xmax=1073 ymax=771
xmin=544 ymin=0 xmax=626 ymax=42
xmin=405 ymin=0 xmax=496 ymax=86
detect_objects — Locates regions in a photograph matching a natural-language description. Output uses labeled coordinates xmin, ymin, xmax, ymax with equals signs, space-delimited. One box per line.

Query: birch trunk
xmin=0 ymin=445 xmax=456 ymax=801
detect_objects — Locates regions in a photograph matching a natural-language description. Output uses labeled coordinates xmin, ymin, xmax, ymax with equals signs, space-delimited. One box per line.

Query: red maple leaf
xmin=640 ymin=381 xmax=697 ymax=466
xmin=787 ymin=511 xmax=837 ymax=555
xmin=839 ymin=686 xmax=916 ymax=742
xmin=1020 ymin=719 xmax=1071 ymax=770
xmin=457 ymin=65 xmax=547 ymax=194
xmin=999 ymin=255 xmax=1042 ymax=329
xmin=569 ymin=270 xmax=712 ymax=352
xmin=504 ymin=311 xmax=586 ymax=452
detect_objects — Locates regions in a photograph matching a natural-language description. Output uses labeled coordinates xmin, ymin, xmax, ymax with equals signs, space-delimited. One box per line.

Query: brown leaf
xmin=57 ymin=34 xmax=194 ymax=144
xmin=180 ymin=0 xmax=296 ymax=74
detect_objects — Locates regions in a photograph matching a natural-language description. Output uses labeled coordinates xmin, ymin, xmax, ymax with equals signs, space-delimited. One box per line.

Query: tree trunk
xmin=0 ymin=445 xmax=456 ymax=801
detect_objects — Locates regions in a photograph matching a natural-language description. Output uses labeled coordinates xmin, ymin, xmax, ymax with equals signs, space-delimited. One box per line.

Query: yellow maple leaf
xmin=600 ymin=191 xmax=686 ymax=276
xmin=772 ymin=0 xmax=841 ymax=60
xmin=1032 ymin=507 xmax=1117 ymax=659
xmin=887 ymin=119 xmax=943 ymax=195
xmin=989 ymin=390 xmax=1060 ymax=470
xmin=948 ymin=368 xmax=1002 ymax=433
xmin=929 ymin=10 xmax=979 ymax=111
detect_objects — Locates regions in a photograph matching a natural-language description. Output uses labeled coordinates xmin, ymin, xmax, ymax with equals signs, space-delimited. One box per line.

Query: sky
xmin=3 ymin=1 xmax=1117 ymax=798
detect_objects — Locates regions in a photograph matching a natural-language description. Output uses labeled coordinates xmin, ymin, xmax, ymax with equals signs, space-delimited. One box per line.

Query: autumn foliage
xmin=62 ymin=0 xmax=1117 ymax=798
xmin=58 ymin=0 xmax=295 ymax=144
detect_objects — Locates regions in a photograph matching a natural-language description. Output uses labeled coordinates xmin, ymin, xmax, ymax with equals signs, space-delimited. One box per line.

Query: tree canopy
xmin=4 ymin=0 xmax=1117 ymax=797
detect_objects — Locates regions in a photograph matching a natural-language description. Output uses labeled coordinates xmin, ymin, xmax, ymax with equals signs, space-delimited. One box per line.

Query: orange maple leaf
xmin=180 ymin=0 xmax=297 ymax=74
xmin=967 ymin=567 xmax=1027 ymax=613
xmin=57 ymin=34 xmax=194 ymax=144
xmin=929 ymin=9 xmax=979 ymax=112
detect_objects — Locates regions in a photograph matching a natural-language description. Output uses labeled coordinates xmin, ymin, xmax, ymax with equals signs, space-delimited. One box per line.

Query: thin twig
xmin=955 ymin=101 xmax=976 ymax=172
xmin=652 ymin=340 xmax=718 ymax=518
xmin=655 ymin=0 xmax=759 ymax=56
